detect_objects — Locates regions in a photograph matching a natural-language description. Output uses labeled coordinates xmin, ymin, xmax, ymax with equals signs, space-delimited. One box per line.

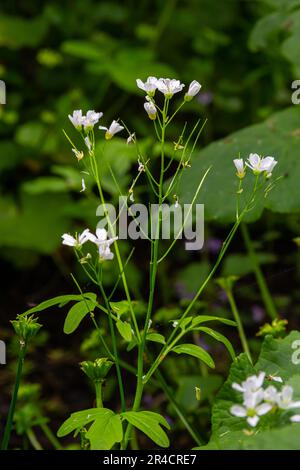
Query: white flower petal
xmin=232 ymin=382 xmax=245 ymax=393
xmin=230 ymin=405 xmax=247 ymax=417
xmin=247 ymin=416 xmax=259 ymax=427
xmin=256 ymin=403 xmax=272 ymax=416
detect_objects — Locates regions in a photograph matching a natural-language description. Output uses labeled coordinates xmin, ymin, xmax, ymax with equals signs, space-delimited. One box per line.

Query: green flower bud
xmin=11 ymin=315 xmax=42 ymax=345
xmin=80 ymin=357 xmax=113 ymax=382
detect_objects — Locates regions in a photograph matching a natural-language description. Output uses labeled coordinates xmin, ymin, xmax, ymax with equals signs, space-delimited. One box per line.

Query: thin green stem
xmin=143 ymin=215 xmax=243 ymax=383
xmin=226 ymin=288 xmax=252 ymax=363
xmin=122 ymin=97 xmax=169 ymax=449
xmin=241 ymin=223 xmax=277 ymax=320
xmin=98 ymin=279 xmax=126 ymax=412
xmin=93 ymin=164 xmax=141 ymax=342
xmin=40 ymin=423 xmax=63 ymax=450
xmin=27 ymin=428 xmax=43 ymax=450
xmin=95 ymin=381 xmax=103 ymax=408
xmin=1 ymin=342 xmax=27 ymax=450
xmin=154 ymin=369 xmax=203 ymax=447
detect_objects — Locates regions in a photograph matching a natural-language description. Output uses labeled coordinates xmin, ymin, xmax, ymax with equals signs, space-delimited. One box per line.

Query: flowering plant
xmin=2 ymin=76 xmax=285 ymax=451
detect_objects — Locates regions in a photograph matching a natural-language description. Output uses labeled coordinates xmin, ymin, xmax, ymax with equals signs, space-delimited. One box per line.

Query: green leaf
xmin=146 ymin=333 xmax=166 ymax=345
xmin=110 ymin=300 xmax=131 ymax=318
xmin=0 ymin=14 xmax=48 ymax=48
xmin=171 ymin=344 xmax=215 ymax=368
xmin=0 ymin=192 xmax=72 ymax=254
xmin=85 ymin=413 xmax=123 ymax=450
xmin=122 ymin=411 xmax=170 ymax=448
xmin=191 ymin=315 xmax=236 ymax=328
xmin=195 ymin=326 xmax=236 ymax=360
xmin=57 ymin=408 xmax=111 ymax=437
xmin=222 ymin=252 xmax=276 ymax=277
xmin=22 ymin=293 xmax=96 ymax=315
xmin=177 ymin=107 xmax=300 ymax=223
xmin=22 ymin=177 xmax=68 ymax=194
xmin=64 ymin=298 xmax=97 ymax=334
xmin=116 ymin=320 xmax=132 ymax=342
xmin=61 ymin=40 xmax=107 ymax=61
xmin=203 ymin=331 xmax=300 ymax=449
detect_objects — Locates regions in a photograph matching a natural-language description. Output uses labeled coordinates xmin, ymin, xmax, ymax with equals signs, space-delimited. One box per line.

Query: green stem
xmin=98 ymin=280 xmax=126 ymax=412
xmin=226 ymin=288 xmax=252 ymax=364
xmin=122 ymin=98 xmax=169 ymax=449
xmin=95 ymin=381 xmax=103 ymax=408
xmin=1 ymin=342 xmax=27 ymax=450
xmin=40 ymin=423 xmax=63 ymax=450
xmin=26 ymin=428 xmax=43 ymax=450
xmin=154 ymin=369 xmax=203 ymax=446
xmin=93 ymin=164 xmax=141 ymax=342
xmin=144 ymin=215 xmax=243 ymax=383
xmin=241 ymin=223 xmax=277 ymax=320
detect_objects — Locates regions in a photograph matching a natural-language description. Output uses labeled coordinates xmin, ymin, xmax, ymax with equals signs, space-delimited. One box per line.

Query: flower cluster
xmin=230 ymin=372 xmax=300 ymax=427
xmin=68 ymin=110 xmax=123 ymax=141
xmin=233 ymin=153 xmax=277 ymax=179
xmin=136 ymin=76 xmax=201 ymax=119
xmin=62 ymin=228 xmax=117 ymax=261
xmin=68 ymin=110 xmax=103 ymax=132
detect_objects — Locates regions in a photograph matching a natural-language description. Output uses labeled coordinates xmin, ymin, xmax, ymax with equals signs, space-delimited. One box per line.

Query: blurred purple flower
xmin=251 ymin=305 xmax=265 ymax=323
xmin=205 ymin=238 xmax=222 ymax=255
xmin=195 ymin=336 xmax=210 ymax=351
xmin=175 ymin=281 xmax=195 ymax=300
xmin=143 ymin=394 xmax=154 ymax=407
xmin=197 ymin=91 xmax=213 ymax=106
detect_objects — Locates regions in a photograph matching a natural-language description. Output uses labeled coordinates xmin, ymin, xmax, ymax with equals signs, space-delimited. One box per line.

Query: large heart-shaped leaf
xmin=199 ymin=331 xmax=300 ymax=449
xmin=178 ymin=107 xmax=300 ymax=223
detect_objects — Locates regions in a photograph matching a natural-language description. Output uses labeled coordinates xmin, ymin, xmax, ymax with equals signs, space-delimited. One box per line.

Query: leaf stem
xmin=241 ymin=223 xmax=277 ymax=320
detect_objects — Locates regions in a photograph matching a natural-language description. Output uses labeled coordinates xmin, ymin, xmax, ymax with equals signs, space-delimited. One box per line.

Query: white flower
xmin=156 ymin=78 xmax=185 ymax=98
xmin=184 ymin=80 xmax=201 ymax=101
xmin=127 ymin=133 xmax=135 ymax=145
xmin=233 ymin=158 xmax=246 ymax=179
xmin=68 ymin=110 xmax=83 ymax=130
xmin=230 ymin=389 xmax=271 ymax=427
xmin=80 ymin=178 xmax=86 ymax=193
xmin=138 ymin=158 xmax=145 ymax=172
xmin=72 ymin=148 xmax=84 ymax=161
xmin=276 ymin=386 xmax=300 ymax=410
xmin=98 ymin=243 xmax=114 ymax=261
xmin=100 ymin=120 xmax=124 ymax=140
xmin=265 ymin=158 xmax=278 ymax=178
xmin=245 ymin=153 xmax=278 ymax=176
xmin=144 ymin=100 xmax=157 ymax=120
xmin=88 ymin=228 xmax=117 ymax=261
xmin=136 ymin=76 xmax=158 ymax=96
xmin=263 ymin=385 xmax=279 ymax=405
xmin=291 ymin=415 xmax=300 ymax=423
xmin=232 ymin=372 xmax=265 ymax=394
xmin=62 ymin=229 xmax=91 ymax=248
xmin=82 ymin=110 xmax=103 ymax=131
xmin=84 ymin=136 xmax=92 ymax=153
xmin=172 ymin=321 xmax=179 ymax=328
